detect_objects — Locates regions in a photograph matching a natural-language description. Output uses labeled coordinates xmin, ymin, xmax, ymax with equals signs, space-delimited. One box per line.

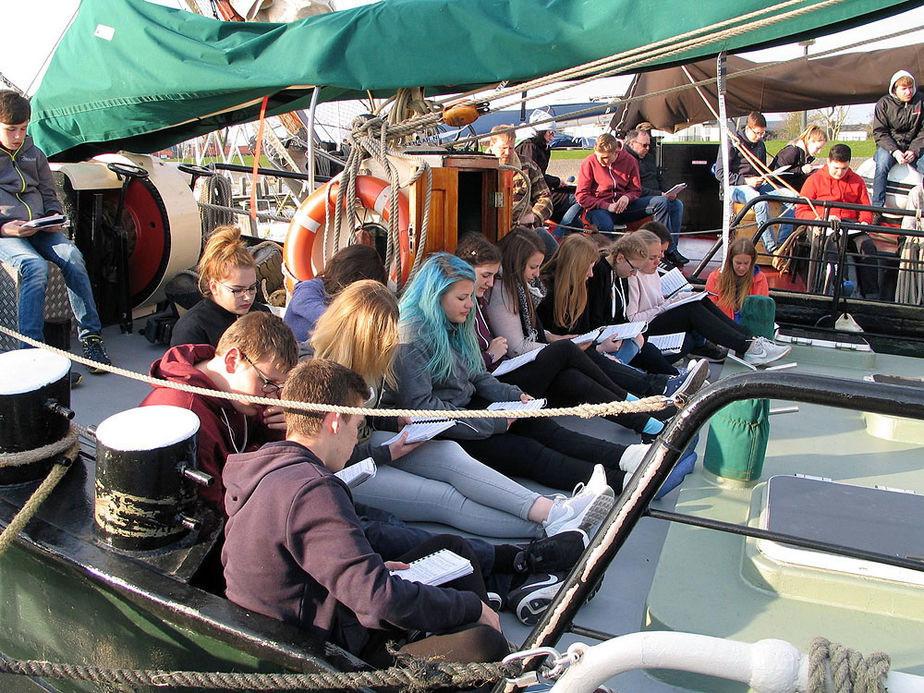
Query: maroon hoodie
xmin=140 ymin=344 xmax=276 ymax=511
xmin=222 ymin=440 xmax=482 ymax=655
xmin=576 ymin=147 xmax=642 ymax=211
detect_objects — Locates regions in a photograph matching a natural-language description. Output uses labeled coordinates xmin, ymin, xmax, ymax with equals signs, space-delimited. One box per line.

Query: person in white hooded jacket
xmin=872 ymin=70 xmax=924 ymax=212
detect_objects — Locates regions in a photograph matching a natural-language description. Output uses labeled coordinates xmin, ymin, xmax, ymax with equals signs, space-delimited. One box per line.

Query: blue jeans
xmin=730 ymin=184 xmax=797 ymax=252
xmin=872 ymin=146 xmax=924 ymax=207
xmin=0 ymin=230 xmax=101 ymax=343
xmin=585 ymin=196 xmax=676 ymax=235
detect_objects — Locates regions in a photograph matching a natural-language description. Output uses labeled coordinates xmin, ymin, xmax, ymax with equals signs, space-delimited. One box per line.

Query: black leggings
xmin=647 ymin=299 xmax=753 ymax=354
xmin=459 ymin=417 xmax=629 ymax=492
xmin=498 ymin=340 xmax=657 ymax=432
xmin=360 ymin=535 xmax=509 ymax=672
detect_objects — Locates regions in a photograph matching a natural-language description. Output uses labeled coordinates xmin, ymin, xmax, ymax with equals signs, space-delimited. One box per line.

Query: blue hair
xmin=399 ymin=253 xmax=484 ymax=382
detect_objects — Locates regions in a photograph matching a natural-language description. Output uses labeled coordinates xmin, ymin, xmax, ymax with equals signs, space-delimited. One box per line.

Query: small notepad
xmin=381 ymin=419 xmax=456 ymax=445
xmin=390 ymin=549 xmax=474 ymax=586
xmin=334 ymin=457 xmax=376 ymax=488
xmin=648 ymin=333 xmax=685 ymax=354
xmin=487 ymin=398 xmax=546 ymax=411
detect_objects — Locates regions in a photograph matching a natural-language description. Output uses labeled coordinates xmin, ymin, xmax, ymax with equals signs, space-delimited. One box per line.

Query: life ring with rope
xmin=283 ymin=174 xmax=413 ymax=290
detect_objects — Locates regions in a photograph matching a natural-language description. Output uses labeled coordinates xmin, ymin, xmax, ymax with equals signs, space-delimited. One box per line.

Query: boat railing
xmin=688 ymin=194 xmax=924 ymax=347
xmin=505 ymin=372 xmax=924 ymax=686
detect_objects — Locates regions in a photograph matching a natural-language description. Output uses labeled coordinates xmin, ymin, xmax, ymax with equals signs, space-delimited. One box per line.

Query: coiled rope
xmin=807 ymin=637 xmax=890 ymax=693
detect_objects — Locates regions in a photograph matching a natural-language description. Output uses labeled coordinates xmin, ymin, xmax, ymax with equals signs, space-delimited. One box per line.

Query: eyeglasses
xmin=625 ymin=257 xmax=641 ymax=273
xmin=239 ymin=351 xmax=285 ymax=396
xmin=219 ymin=282 xmax=258 ymax=297
xmin=746 ymin=127 xmax=767 ymax=139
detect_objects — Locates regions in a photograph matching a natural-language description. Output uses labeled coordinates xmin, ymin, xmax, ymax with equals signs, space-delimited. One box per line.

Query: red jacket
xmin=141 ymin=344 xmax=277 ymax=512
xmin=576 ymin=148 xmax=641 ymax=210
xmin=796 ymin=166 xmax=873 ymax=224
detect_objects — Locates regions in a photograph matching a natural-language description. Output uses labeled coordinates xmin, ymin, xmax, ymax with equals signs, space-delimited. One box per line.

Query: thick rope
xmin=0 ymin=656 xmax=522 ymax=692
xmin=0 ymin=434 xmax=79 ymax=559
xmin=0 ymin=426 xmax=78 ymax=469
xmin=0 ymin=326 xmax=672 ymax=420
xmin=807 ymin=637 xmax=890 ymax=693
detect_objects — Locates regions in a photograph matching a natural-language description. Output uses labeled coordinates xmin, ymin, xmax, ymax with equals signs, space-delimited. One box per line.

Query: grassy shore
xmin=551 ymin=139 xmax=875 ymax=160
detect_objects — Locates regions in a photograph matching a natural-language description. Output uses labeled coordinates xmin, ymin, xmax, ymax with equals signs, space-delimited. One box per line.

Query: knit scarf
xmin=516 ymin=277 xmax=547 ymax=344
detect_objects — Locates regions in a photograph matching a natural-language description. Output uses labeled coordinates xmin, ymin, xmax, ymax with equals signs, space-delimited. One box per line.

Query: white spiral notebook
xmin=390 ymin=549 xmax=474 ymax=586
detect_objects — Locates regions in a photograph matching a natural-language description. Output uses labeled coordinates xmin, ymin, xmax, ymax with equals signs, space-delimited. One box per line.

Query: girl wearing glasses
xmin=171 ymin=225 xmax=270 ymax=347
xmin=480 ymin=230 xmax=681 ymax=437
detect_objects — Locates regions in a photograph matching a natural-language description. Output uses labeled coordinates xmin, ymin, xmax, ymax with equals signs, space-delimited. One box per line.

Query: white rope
xmin=0 ymin=326 xmax=671 ymax=420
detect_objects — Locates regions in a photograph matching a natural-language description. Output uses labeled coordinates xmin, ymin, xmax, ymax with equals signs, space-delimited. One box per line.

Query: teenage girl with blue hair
xmin=389 ymin=252 xmax=653 ymax=493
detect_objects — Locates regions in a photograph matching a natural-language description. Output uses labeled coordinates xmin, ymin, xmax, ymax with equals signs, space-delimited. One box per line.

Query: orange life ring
xmin=283 ymin=174 xmax=413 ymax=288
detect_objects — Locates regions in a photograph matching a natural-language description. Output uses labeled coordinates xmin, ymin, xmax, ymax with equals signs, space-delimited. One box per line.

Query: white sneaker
xmin=743 ymin=336 xmax=792 ymax=366
xmin=543 ymin=466 xmax=615 ymax=537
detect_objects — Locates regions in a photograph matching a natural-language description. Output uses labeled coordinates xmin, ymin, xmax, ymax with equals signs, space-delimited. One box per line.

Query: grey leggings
xmin=350 ymin=432 xmax=543 ymax=538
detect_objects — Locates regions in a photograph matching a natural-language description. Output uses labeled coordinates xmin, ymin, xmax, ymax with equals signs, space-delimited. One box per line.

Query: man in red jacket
xmin=576 ymin=133 xmax=676 ymax=237
xmin=796 ymin=144 xmax=880 ymax=298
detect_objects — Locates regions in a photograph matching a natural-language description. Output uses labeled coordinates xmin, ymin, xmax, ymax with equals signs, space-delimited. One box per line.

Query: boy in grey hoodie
xmin=0 ymin=90 xmax=110 ymax=371
xmin=872 ymin=70 xmax=924 ymax=209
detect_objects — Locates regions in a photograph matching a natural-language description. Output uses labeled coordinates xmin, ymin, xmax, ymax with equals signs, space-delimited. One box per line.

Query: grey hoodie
xmin=873 ymin=70 xmax=924 ymax=156
xmin=0 ymin=135 xmax=61 ymax=225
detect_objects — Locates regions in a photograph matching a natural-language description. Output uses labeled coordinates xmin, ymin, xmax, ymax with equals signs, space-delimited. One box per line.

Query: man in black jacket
xmin=872 ymin=70 xmax=924 ymax=212
xmin=626 ymin=128 xmax=687 ymax=267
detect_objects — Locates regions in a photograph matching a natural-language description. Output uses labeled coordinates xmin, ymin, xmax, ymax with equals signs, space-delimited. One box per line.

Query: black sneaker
xmin=515 ymin=529 xmax=588 ymax=574
xmin=81 ymin=335 xmax=111 ymax=374
xmin=689 ymin=340 xmax=728 ymax=363
xmin=664 ymin=249 xmax=690 ymax=267
xmin=69 ymin=371 xmax=83 ymax=388
xmin=508 ymin=572 xmax=566 ymax=625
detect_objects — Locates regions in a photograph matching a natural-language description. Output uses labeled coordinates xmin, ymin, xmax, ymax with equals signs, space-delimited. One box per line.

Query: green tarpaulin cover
xmin=31 ymin=0 xmax=917 ymax=160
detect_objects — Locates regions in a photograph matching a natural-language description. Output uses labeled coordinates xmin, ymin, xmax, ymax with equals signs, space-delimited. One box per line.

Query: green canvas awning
xmin=31 ymin=0 xmax=919 ymax=160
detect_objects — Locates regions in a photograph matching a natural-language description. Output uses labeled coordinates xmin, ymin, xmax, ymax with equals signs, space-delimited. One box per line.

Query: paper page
xmin=487 ymin=398 xmax=547 ymax=411
xmin=660 ymin=267 xmax=691 ymax=298
xmin=391 ymin=548 xmax=474 ymax=586
xmin=663 ymin=182 xmax=686 ymax=197
xmin=597 ymin=321 xmax=647 ymax=342
xmin=647 ymin=332 xmax=685 ymax=353
xmin=334 ymin=457 xmax=376 ymax=488
xmin=382 ymin=419 xmax=456 ymax=445
xmin=571 ymin=328 xmax=601 ymax=345
xmin=491 ymin=344 xmax=545 ymax=376
xmin=22 ymin=213 xmax=68 ymax=229
xmin=662 ymin=291 xmax=708 ymax=311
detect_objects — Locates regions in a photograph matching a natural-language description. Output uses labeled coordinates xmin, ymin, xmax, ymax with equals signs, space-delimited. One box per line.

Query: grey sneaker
xmin=743 ymin=336 xmax=791 ymax=366
xmin=81 ymin=335 xmax=111 ymax=374
xmin=543 ymin=465 xmax=615 ymax=537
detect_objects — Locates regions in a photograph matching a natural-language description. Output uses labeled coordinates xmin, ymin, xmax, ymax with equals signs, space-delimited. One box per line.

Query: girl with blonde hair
xmin=310 ymin=279 xmax=610 ymax=539
xmin=171 ymin=225 xmax=268 ymax=346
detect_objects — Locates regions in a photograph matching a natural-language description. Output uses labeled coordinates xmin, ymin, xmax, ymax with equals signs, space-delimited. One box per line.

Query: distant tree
xmin=813 ymin=106 xmax=850 ymax=142
xmin=779 ymin=112 xmax=804 ymax=141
